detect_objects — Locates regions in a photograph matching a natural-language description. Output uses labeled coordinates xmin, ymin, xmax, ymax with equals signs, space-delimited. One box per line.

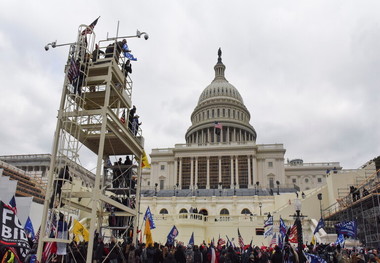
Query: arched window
xmin=241 ymin=208 xmax=251 ymax=215
xmin=179 ymin=208 xmax=188 ymax=213
xmin=220 ymin=208 xmax=229 ymax=215
xmin=160 ymin=208 xmax=168 ymax=214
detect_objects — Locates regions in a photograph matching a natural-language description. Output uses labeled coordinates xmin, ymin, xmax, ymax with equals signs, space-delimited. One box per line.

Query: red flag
xmin=288 ymin=224 xmax=298 ymax=243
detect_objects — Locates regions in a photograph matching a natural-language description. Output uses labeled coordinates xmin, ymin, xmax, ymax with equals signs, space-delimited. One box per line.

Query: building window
xmin=318 ymin=178 xmax=322 ymax=183
xmin=223 ymin=109 xmax=225 ymax=117
xmin=179 ymin=208 xmax=188 ymax=213
xmin=220 ymin=209 xmax=229 ymax=215
xmin=256 ymin=228 xmax=264 ymax=235
xmin=292 ymin=178 xmax=296 ymax=183
xmin=241 ymin=208 xmax=251 ymax=215
xmin=269 ymin=178 xmax=274 ymax=189
xmin=160 ymin=208 xmax=168 ymax=214
xmin=268 ymin=162 xmax=273 ymax=168
xmin=160 ymin=165 xmax=165 ymax=170
xmin=305 ymin=178 xmax=309 ymax=183
xmin=160 ymin=179 xmax=164 ymax=190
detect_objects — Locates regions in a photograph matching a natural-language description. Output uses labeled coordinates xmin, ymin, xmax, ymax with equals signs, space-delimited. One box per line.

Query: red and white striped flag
xmin=238 ymin=228 xmax=244 ymax=248
xmin=288 ymin=224 xmax=298 ymax=243
xmin=269 ymin=233 xmax=277 ymax=247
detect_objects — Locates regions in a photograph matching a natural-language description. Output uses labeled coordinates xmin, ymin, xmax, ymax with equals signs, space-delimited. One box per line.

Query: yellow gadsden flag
xmin=72 ymin=219 xmax=90 ymax=242
xmin=141 ymin=151 xmax=151 ymax=169
xmin=144 ymin=218 xmax=153 ymax=246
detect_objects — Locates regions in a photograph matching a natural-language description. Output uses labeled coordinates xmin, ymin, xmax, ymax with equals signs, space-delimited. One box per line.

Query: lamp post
xmin=255 ymin=181 xmax=260 ymax=195
xmin=154 ymin=183 xmax=158 ymax=196
xmin=173 ymin=185 xmax=176 ymax=197
xmin=233 ymin=183 xmax=236 ymax=196
xmin=292 ymin=198 xmax=307 ymax=263
xmin=176 ymin=183 xmax=179 ymax=196
xmin=259 ymin=202 xmax=262 ymax=216
xmin=276 ymin=180 xmax=280 ymax=195
xmin=317 ymin=193 xmax=323 ymax=219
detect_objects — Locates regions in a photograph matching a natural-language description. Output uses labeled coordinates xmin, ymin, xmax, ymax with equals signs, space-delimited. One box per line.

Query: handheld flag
xmin=82 ymin=17 xmax=100 ymax=35
xmin=144 ymin=207 xmax=156 ymax=229
xmin=313 ymin=218 xmax=325 ymax=235
xmin=335 ymin=220 xmax=357 ymax=238
xmin=264 ymin=216 xmax=273 ymax=228
xmin=335 ymin=233 xmax=345 ymax=247
xmin=279 ymin=217 xmax=287 ymax=237
xmin=0 ymin=201 xmax=30 ymax=249
xmin=188 ymin=232 xmax=194 ymax=246
xmin=9 ymin=196 xmax=17 ymax=215
xmin=24 ymin=217 xmax=35 ymax=240
xmin=166 ymin=225 xmax=179 ymax=246
xmin=288 ymin=224 xmax=298 ymax=243
xmin=305 ymin=252 xmax=327 ymax=263
xmin=144 ymin=219 xmax=153 ymax=247
xmin=237 ymin=228 xmax=244 ymax=248
xmin=269 ymin=233 xmax=277 ymax=247
xmin=72 ymin=219 xmax=90 ymax=242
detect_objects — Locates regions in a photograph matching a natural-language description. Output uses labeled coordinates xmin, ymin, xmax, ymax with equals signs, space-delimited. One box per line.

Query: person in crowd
xmin=132 ymin=115 xmax=142 ymax=136
xmin=185 ymin=245 xmax=194 ymax=263
xmin=93 ymin=236 xmax=104 ymax=263
xmin=124 ymin=59 xmax=132 ymax=78
xmin=50 ymin=165 xmax=72 ymax=208
xmin=56 ymin=213 xmax=69 ymax=262
xmin=92 ymin=44 xmax=105 ymax=63
xmin=175 ymin=245 xmax=186 ymax=263
xmin=108 ymin=236 xmax=119 ymax=263
xmin=129 ymin=105 xmax=137 ymax=131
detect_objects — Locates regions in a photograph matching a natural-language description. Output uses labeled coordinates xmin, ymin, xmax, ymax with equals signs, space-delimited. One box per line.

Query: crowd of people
xmin=18 ymin=239 xmax=380 ymax=263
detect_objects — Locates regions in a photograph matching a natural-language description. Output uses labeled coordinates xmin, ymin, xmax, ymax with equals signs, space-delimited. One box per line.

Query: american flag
xmin=67 ymin=57 xmax=79 ymax=84
xmin=269 ymin=233 xmax=277 ymax=247
xmin=81 ymin=17 xmax=100 ymax=35
xmin=214 ymin=122 xmax=222 ymax=135
xmin=288 ymin=224 xmax=298 ymax=243
xmin=237 ymin=228 xmax=244 ymax=248
xmin=120 ymin=109 xmax=126 ymax=124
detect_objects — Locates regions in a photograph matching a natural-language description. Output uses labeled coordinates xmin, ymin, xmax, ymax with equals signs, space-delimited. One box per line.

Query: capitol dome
xmin=185 ymin=49 xmax=257 ymax=144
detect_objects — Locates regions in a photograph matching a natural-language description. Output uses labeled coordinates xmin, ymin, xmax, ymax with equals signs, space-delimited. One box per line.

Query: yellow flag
xmin=144 ymin=219 xmax=153 ymax=246
xmin=72 ymin=219 xmax=90 ymax=242
xmin=310 ymin=235 xmax=316 ymax=246
xmin=141 ymin=151 xmax=151 ymax=169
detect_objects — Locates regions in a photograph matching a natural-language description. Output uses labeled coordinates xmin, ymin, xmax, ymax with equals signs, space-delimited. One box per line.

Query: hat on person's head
xmin=134 ymin=115 xmax=139 ymax=118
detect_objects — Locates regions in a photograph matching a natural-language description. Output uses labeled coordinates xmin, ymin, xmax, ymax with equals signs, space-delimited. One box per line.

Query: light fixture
xmin=136 ymin=30 xmax=149 ymax=40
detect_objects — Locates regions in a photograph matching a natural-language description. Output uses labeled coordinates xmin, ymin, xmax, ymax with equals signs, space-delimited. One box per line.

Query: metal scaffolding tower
xmin=37 ymin=23 xmax=147 ymax=262
xmin=323 ymin=169 xmax=380 ymax=248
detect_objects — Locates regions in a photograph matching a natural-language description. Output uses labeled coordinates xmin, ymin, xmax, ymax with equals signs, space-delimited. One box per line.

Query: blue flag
xmin=144 ymin=206 xmax=156 ymax=229
xmin=305 ymin=252 xmax=327 ymax=263
xmin=313 ymin=218 xmax=325 ymax=235
xmin=123 ymin=43 xmax=137 ymax=61
xmin=279 ymin=217 xmax=287 ymax=237
xmin=24 ymin=216 xmax=35 ymax=239
xmin=188 ymin=232 xmax=194 ymax=246
xmin=9 ymin=196 xmax=17 ymax=214
xmin=335 ymin=221 xmax=357 ymax=238
xmin=264 ymin=216 xmax=273 ymax=227
xmin=166 ymin=225 xmax=179 ymax=245
xmin=335 ymin=233 xmax=345 ymax=247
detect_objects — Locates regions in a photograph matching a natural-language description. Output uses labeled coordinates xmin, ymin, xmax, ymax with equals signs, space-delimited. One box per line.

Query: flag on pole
xmin=288 ymin=224 xmax=298 ymax=243
xmin=9 ymin=196 xmax=17 ymax=215
xmin=279 ymin=217 xmax=287 ymax=237
xmin=71 ymin=219 xmax=90 ymax=242
xmin=24 ymin=217 xmax=35 ymax=240
xmin=67 ymin=57 xmax=79 ymax=84
xmin=143 ymin=207 xmax=156 ymax=229
xmin=237 ymin=228 xmax=244 ymax=248
xmin=334 ymin=221 xmax=357 ymax=238
xmin=144 ymin=219 xmax=153 ymax=247
xmin=269 ymin=233 xmax=277 ymax=247
xmin=81 ymin=17 xmax=100 ymax=35
xmin=313 ymin=218 xmax=325 ymax=235
xmin=335 ymin=233 xmax=345 ymax=247
xmin=188 ymin=232 xmax=194 ymax=246
xmin=166 ymin=225 xmax=179 ymax=246
xmin=264 ymin=216 xmax=273 ymax=228
xmin=142 ymin=151 xmax=151 ymax=169
xmin=214 ymin=122 xmax=222 ymax=135
xmin=120 ymin=109 xmax=126 ymax=124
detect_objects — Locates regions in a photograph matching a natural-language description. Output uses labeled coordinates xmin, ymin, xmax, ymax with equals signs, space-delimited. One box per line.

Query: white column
xmin=218 ymin=156 xmax=222 ymax=183
xmin=201 ymin=129 xmax=204 ymax=144
xmin=247 ymin=155 xmax=251 ymax=187
xmin=195 ymin=157 xmax=198 ymax=186
xmin=206 ymin=157 xmax=210 ymax=189
xmin=208 ymin=128 xmax=210 ymax=144
xmin=252 ymin=156 xmax=257 ymax=185
xmin=174 ymin=158 xmax=178 ymax=186
xmin=190 ymin=157 xmax=194 ymax=189
xmin=235 ymin=156 xmax=239 ymax=188
xmin=230 ymin=156 xmax=234 ymax=187
xmin=227 ymin=127 xmax=230 ymax=143
xmin=179 ymin=158 xmax=182 ymax=189
xmin=233 ymin=128 xmax=236 ymax=142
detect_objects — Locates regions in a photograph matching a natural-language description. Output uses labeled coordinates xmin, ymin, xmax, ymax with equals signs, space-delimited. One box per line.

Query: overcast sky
xmin=1 ymin=1 xmax=379 ymax=170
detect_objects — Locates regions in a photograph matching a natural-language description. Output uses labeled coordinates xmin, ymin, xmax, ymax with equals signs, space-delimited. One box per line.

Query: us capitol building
xmin=137 ymin=50 xmax=377 ymax=245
